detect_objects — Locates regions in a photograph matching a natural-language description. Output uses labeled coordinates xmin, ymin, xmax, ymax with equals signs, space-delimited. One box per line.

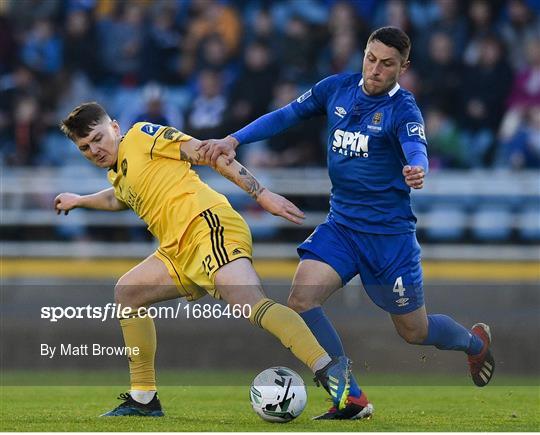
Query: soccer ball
xmin=249 ymin=367 xmax=307 ymax=423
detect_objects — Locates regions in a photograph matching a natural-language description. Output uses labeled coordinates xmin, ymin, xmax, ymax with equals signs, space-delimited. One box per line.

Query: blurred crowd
xmin=1 ymin=0 xmax=540 ymax=170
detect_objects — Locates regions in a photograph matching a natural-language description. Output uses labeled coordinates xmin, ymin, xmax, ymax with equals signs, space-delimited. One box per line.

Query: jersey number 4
xmin=393 ymin=276 xmax=406 ymax=297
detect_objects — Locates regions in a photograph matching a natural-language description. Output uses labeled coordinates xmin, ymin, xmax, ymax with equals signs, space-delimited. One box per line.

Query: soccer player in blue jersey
xmin=200 ymin=27 xmax=495 ymax=420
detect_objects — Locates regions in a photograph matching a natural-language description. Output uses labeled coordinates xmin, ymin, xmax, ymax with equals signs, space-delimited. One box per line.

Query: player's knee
xmin=396 ymin=325 xmax=428 ymax=344
xmin=113 ymin=282 xmax=128 ymax=305
xmin=287 ymin=290 xmax=317 ymax=313
xmin=114 ymin=280 xmax=140 ymax=308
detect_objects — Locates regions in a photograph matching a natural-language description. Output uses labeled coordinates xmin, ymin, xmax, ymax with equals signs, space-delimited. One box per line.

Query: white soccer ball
xmin=249 ymin=366 xmax=307 ymax=423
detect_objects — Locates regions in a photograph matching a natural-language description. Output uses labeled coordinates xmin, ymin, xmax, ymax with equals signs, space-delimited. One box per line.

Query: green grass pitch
xmin=1 ymin=371 xmax=538 ymax=431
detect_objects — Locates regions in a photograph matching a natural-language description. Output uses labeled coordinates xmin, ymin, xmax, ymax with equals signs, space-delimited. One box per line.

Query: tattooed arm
xmin=179 ymin=138 xmax=305 ymax=224
xmin=178 ymin=138 xmax=207 ymax=166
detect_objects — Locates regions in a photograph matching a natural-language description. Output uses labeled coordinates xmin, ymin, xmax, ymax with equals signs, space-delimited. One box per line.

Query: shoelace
xmin=117 ymin=392 xmax=132 ymax=402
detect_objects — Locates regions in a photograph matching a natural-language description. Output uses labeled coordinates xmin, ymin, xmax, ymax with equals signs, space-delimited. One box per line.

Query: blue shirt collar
xmin=358 ymin=78 xmax=401 ymax=97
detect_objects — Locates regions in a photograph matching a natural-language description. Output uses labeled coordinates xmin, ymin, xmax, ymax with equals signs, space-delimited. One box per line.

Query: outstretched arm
xmin=179 ymin=138 xmax=305 ymax=225
xmin=54 ymin=187 xmax=128 ymax=214
xmin=197 ymin=104 xmax=303 ymax=165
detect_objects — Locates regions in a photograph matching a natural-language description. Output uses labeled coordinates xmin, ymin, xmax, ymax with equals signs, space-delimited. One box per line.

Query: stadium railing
xmin=1 ymin=167 xmax=539 ymax=260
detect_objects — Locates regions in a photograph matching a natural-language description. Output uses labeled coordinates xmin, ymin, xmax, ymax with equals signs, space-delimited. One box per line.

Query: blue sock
xmin=300 ymin=307 xmax=362 ymax=398
xmin=422 ymin=314 xmax=483 ymax=355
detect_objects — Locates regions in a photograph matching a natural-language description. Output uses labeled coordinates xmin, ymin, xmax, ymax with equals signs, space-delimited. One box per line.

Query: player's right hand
xmin=256 ymin=189 xmax=305 ymax=225
xmin=402 ymin=165 xmax=425 ymax=190
xmin=197 ymin=136 xmax=239 ymax=167
xmin=54 ymin=192 xmax=81 ymax=215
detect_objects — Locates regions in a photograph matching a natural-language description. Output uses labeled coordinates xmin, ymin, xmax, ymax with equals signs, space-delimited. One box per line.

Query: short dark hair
xmin=367 ymin=26 xmax=411 ymax=61
xmin=60 ymin=102 xmax=108 ymax=141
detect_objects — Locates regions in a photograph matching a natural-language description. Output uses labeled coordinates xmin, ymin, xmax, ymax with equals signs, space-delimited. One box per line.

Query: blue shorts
xmin=297 ymin=216 xmax=424 ymax=314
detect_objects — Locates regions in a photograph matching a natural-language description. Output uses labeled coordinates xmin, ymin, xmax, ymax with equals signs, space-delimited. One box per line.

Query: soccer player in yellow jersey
xmin=54 ymin=102 xmax=352 ymax=417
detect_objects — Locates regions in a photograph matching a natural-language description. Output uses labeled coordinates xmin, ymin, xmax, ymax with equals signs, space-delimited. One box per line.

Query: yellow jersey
xmin=107 ymin=122 xmax=230 ymax=253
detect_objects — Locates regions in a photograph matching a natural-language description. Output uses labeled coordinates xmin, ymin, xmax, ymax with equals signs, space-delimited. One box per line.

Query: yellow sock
xmin=119 ymin=308 xmax=157 ymax=391
xmin=250 ymin=298 xmax=328 ymax=371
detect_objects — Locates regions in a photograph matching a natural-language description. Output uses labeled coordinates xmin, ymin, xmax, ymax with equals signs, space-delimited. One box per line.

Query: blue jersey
xmin=290 ymin=73 xmax=427 ymax=234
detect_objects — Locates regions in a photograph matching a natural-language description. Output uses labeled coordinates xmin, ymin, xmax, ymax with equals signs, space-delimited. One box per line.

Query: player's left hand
xmin=256 ymin=189 xmax=305 ymax=225
xmin=403 ymin=165 xmax=425 ymax=189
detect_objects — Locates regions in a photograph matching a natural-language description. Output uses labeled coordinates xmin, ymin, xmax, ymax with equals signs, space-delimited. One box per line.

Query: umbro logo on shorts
xmin=396 ymin=297 xmax=409 ymax=307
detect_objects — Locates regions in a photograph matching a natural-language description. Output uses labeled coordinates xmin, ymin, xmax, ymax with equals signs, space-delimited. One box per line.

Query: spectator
xmin=506 ymin=37 xmax=540 ymax=109
xmin=500 ymin=0 xmax=540 ymax=71
xmin=0 ymin=65 xmax=40 ymax=117
xmin=7 ymin=0 xmax=61 ymax=33
xmin=497 ymin=105 xmax=540 ymax=169
xmin=459 ymin=36 xmax=513 ymax=167
xmin=227 ymin=40 xmax=278 ymax=133
xmin=63 ymin=9 xmax=102 ymax=83
xmin=0 ymin=0 xmax=537 ymax=174
xmin=328 ymin=1 xmax=368 ymax=39
xmin=278 ymin=15 xmax=319 ymax=84
xmin=184 ymin=0 xmax=242 ymax=58
xmin=124 ymin=82 xmax=183 ymax=129
xmin=374 ymin=0 xmax=416 ymax=42
xmin=43 ymin=67 xmax=91 ymax=120
xmin=464 ymin=0 xmax=497 ymax=66
xmin=258 ymin=80 xmax=324 ymax=168
xmin=399 ymin=67 xmax=426 ymax=108
xmin=21 ymin=18 xmax=63 ymax=76
xmin=4 ymin=95 xmax=45 ymax=166
xmin=408 ymin=0 xmax=440 ymax=32
xmin=0 ymin=66 xmax=40 ymax=157
xmin=271 ymin=0 xmax=328 ymax=30
xmin=317 ymin=30 xmax=363 ymax=76
xmin=416 ymin=0 xmax=468 ymax=59
xmin=244 ymin=7 xmax=280 ymax=56
xmin=192 ymin=35 xmax=238 ymax=91
xmin=65 ymin=0 xmax=97 ymax=14
xmin=97 ymin=2 xmax=145 ymax=86
xmin=0 ymin=15 xmax=17 ymax=74
xmin=425 ymin=107 xmax=467 ymax=169
xmin=186 ymin=69 xmax=228 ymax=140
xmin=417 ymin=32 xmax=463 ymax=119
xmin=499 ymin=37 xmax=540 ymax=142
xmin=142 ymin=5 xmax=182 ymax=84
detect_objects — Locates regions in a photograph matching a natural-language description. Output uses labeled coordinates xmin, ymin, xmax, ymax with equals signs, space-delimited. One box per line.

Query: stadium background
xmin=1 ymin=0 xmax=539 ymax=385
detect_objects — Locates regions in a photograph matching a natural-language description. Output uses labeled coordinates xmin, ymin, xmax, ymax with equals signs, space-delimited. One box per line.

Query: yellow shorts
xmin=154 ymin=204 xmax=253 ymax=300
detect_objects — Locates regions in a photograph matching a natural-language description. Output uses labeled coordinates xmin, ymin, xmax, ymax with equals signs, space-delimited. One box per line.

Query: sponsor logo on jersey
xmin=332 ymin=129 xmax=369 ymax=157
xmin=396 ymin=297 xmax=409 ymax=307
xmin=372 ymin=112 xmax=382 ymax=124
xmin=140 ymin=123 xmax=162 ymax=136
xmin=334 ymin=106 xmax=347 ymax=118
xmin=121 ymin=158 xmax=128 ymax=176
xmin=126 ymin=186 xmax=143 ymax=214
xmin=231 ymin=248 xmax=242 ymax=255
xmin=163 ymin=127 xmax=179 ymax=140
xmin=406 ymin=122 xmax=426 ymax=140
xmin=296 ymin=89 xmax=312 ymax=103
